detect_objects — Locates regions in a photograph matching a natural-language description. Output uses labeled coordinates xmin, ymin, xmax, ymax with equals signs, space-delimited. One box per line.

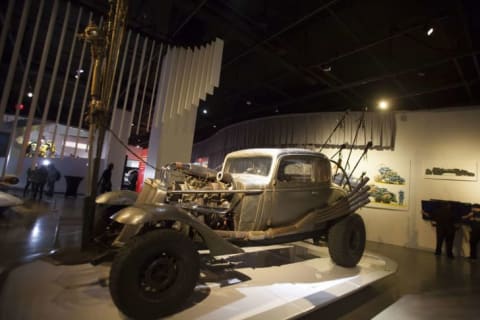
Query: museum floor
xmin=0 ymin=191 xmax=479 ymax=319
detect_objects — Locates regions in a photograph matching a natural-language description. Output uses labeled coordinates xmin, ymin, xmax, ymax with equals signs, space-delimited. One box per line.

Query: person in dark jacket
xmin=45 ymin=164 xmax=61 ymax=197
xmin=98 ymin=163 xmax=114 ymax=194
xmin=432 ymin=201 xmax=456 ymax=258
xmin=463 ymin=204 xmax=480 ymax=259
xmin=31 ymin=165 xmax=48 ymax=200
xmin=23 ymin=164 xmax=37 ymax=197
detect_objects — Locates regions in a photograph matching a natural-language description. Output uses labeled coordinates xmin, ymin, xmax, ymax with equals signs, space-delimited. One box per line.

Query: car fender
xmin=0 ymin=191 xmax=23 ymax=207
xmin=95 ymin=190 xmax=138 ymax=206
xmin=112 ymin=203 xmax=244 ymax=256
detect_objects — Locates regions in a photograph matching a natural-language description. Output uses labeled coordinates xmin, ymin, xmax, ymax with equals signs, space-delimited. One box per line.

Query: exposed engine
xmin=164 ymin=163 xmax=235 ymax=230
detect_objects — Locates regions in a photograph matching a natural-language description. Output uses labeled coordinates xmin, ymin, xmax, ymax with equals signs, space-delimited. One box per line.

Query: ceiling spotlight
xmin=321 ymin=65 xmax=332 ymax=72
xmin=213 ymin=124 xmax=216 ymax=128
xmin=426 ymin=27 xmax=434 ymax=36
xmin=27 ymin=92 xmax=33 ymax=98
xmin=202 ymin=109 xmax=208 ymax=114
xmin=246 ymin=100 xmax=252 ymax=106
xmin=78 ymin=69 xmax=84 ymax=74
xmin=131 ymin=123 xmax=135 ymax=126
xmin=74 ymin=74 xmax=79 ymax=79
xmin=378 ymin=100 xmax=389 ymax=110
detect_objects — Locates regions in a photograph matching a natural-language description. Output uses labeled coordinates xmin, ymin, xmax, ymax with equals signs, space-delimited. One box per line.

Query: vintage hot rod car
xmin=96 ymin=148 xmax=370 ymax=319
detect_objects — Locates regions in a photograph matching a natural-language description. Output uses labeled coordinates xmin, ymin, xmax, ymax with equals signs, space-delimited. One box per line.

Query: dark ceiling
xmin=2 ymin=0 xmax=480 ymax=146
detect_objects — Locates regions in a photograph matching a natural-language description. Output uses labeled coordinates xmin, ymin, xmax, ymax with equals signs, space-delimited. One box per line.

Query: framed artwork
xmin=423 ymin=160 xmax=477 ymax=181
xmin=363 ymin=161 xmax=410 ymax=211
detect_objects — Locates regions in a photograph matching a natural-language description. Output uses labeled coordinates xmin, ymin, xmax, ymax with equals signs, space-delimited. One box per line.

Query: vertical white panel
xmin=111 ymin=30 xmax=132 ymax=131
xmin=119 ymin=33 xmax=140 ymax=135
xmin=74 ymin=44 xmax=95 ymax=157
xmin=147 ymin=43 xmax=163 ymax=131
xmin=199 ymin=43 xmax=211 ymax=101
xmin=34 ymin=1 xmax=71 ymax=158
xmin=136 ymin=40 xmax=155 ymax=135
xmin=212 ymin=38 xmax=224 ymax=88
xmin=176 ymin=48 xmax=190 ymax=115
xmin=184 ymin=47 xmax=198 ymax=111
xmin=205 ymin=41 xmax=215 ymax=95
xmin=60 ymin=11 xmax=93 ymax=159
xmin=192 ymin=45 xmax=206 ymax=108
xmin=154 ymin=45 xmax=172 ymax=126
xmin=170 ymin=47 xmax=186 ymax=119
xmin=20 ymin=0 xmax=59 ymax=168
xmin=161 ymin=47 xmax=178 ymax=123
xmin=128 ymin=36 xmax=148 ymax=137
xmin=51 ymin=6 xmax=83 ymax=146
xmin=180 ymin=48 xmax=194 ymax=111
xmin=0 ymin=0 xmax=15 ymax=66
xmin=0 ymin=0 xmax=32 ymax=123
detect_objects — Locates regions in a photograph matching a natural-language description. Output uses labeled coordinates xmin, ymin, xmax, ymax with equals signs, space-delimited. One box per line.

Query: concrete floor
xmin=0 ymin=190 xmax=479 ymax=319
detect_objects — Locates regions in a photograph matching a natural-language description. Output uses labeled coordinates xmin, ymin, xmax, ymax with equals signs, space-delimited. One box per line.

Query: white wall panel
xmin=178 ymin=48 xmax=193 ymax=113
xmin=171 ymin=47 xmax=186 ymax=117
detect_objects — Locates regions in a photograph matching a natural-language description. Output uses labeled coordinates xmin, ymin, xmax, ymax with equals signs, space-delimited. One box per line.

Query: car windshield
xmin=224 ymin=157 xmax=272 ymax=176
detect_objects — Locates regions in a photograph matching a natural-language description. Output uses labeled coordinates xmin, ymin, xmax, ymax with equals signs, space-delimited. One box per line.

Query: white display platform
xmin=0 ymin=241 xmax=397 ymax=320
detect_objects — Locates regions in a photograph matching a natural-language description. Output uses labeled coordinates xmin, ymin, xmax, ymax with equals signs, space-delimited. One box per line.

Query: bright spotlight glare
xmin=378 ymin=100 xmax=389 ymax=110
xmin=42 ymin=159 xmax=51 ymax=166
xmin=27 ymin=92 xmax=33 ymax=98
xmin=202 ymin=109 xmax=208 ymax=114
xmin=427 ymin=27 xmax=434 ymax=36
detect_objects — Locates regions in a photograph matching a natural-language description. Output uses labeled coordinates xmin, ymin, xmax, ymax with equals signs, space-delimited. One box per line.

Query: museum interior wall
xmin=355 ymin=107 xmax=480 ymax=252
xmin=192 ymin=107 xmax=480 ymax=253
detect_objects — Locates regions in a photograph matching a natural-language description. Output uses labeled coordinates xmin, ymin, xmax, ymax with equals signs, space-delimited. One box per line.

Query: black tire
xmin=327 ymin=213 xmax=366 ymax=267
xmin=109 ymin=229 xmax=200 ymax=319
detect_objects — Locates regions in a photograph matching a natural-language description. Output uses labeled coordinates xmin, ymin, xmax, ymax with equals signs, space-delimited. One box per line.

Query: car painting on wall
xmin=423 ymin=160 xmax=477 ymax=181
xmin=362 ymin=161 xmax=410 ymax=211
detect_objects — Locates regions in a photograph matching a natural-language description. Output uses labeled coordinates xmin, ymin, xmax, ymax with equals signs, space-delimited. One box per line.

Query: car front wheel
xmin=109 ymin=229 xmax=200 ymax=319
xmin=327 ymin=213 xmax=366 ymax=267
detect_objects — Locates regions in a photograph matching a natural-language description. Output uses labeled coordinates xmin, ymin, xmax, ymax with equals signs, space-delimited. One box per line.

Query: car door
xmin=269 ymin=155 xmax=331 ymax=227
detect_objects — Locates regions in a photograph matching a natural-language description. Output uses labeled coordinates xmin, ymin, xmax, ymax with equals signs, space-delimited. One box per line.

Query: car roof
xmin=225 ymin=148 xmax=328 ymax=159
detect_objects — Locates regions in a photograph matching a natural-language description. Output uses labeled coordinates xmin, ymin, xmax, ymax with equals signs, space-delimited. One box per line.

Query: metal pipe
xmin=319 ymin=110 xmax=349 ymax=152
xmin=311 ymin=15 xmax=450 ymax=69
xmin=347 ymin=141 xmax=372 ymax=183
xmin=224 ymin=0 xmax=341 ymax=67
xmin=339 ymin=111 xmax=366 ymax=186
xmin=172 ymin=0 xmax=207 ymax=38
xmin=453 ymin=58 xmax=472 ymax=99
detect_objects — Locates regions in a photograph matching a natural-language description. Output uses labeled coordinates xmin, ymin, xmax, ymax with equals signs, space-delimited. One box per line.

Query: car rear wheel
xmin=327 ymin=213 xmax=366 ymax=267
xmin=109 ymin=229 xmax=200 ymax=319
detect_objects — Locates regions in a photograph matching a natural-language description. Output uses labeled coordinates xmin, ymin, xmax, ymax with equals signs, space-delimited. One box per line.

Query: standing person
xmin=46 ymin=164 xmax=61 ymax=197
xmin=432 ymin=201 xmax=456 ymax=258
xmin=31 ymin=165 xmax=48 ymax=200
xmin=98 ymin=163 xmax=114 ymax=194
xmin=23 ymin=164 xmax=37 ymax=197
xmin=463 ymin=204 xmax=480 ymax=259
